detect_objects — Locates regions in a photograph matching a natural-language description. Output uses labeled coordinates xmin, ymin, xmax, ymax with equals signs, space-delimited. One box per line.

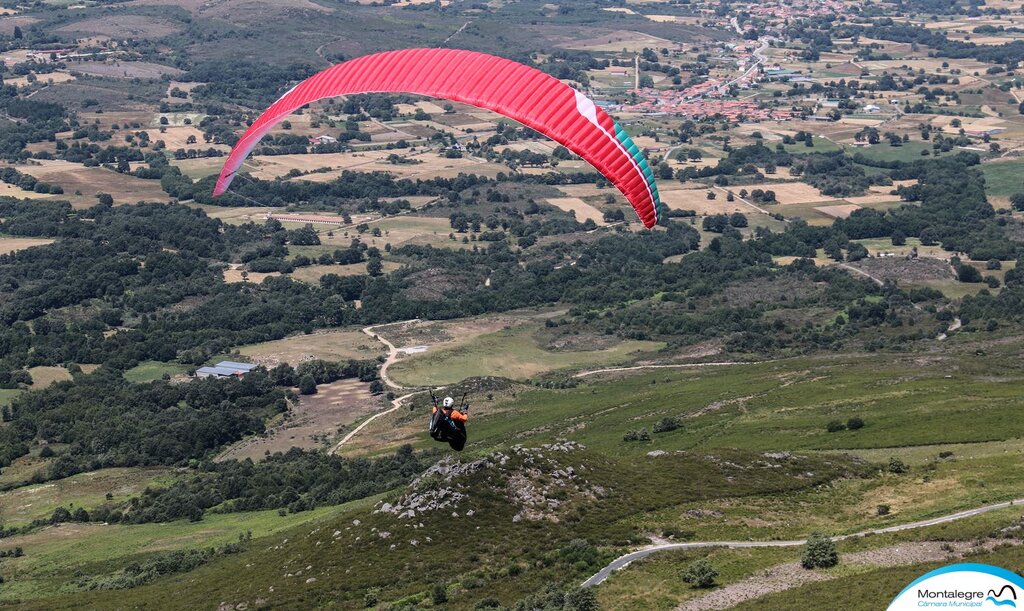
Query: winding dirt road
xmin=581 ymin=498 xmax=1024 ymax=587
xmin=328 ymin=319 xmax=423 ymax=454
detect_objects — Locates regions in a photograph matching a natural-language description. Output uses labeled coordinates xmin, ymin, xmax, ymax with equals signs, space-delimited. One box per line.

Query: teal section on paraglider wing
xmin=613 ymin=123 xmax=663 ymax=222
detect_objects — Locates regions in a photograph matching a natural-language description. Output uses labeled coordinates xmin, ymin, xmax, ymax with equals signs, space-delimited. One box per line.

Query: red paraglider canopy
xmin=213 ymin=48 xmax=663 ymax=227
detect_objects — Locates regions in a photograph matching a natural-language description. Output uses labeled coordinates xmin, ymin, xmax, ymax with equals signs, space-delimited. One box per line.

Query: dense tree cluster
xmin=105 ymin=445 xmax=435 ymax=523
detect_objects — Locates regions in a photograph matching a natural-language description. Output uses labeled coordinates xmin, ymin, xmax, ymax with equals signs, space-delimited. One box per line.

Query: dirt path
xmin=582 ymin=497 xmax=1024 ymax=588
xmin=363 ymin=319 xmax=419 ymax=390
xmin=937 ymin=317 xmax=962 ymax=341
xmin=328 ymin=389 xmax=422 ymax=455
xmin=574 ymin=362 xmax=757 ymax=378
xmin=836 ymin=262 xmax=884 ymax=286
xmin=327 ymin=319 xmax=426 ymax=454
xmin=676 ymin=540 xmax=1003 ymax=610
xmin=443 ymin=21 xmax=471 ymax=46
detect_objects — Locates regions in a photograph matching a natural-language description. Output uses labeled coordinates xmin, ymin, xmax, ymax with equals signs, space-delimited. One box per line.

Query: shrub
xmin=888 ymin=457 xmax=909 ymax=474
xmin=653 ymin=417 xmax=681 ymax=433
xmin=298 ymin=375 xmax=317 ymax=395
xmin=564 ymin=587 xmax=598 ymax=611
xmin=431 ymin=583 xmax=448 ymax=604
xmin=846 ymin=417 xmax=865 ymax=430
xmin=682 ymin=558 xmax=719 ymax=588
xmin=826 ymin=420 xmax=846 ymax=433
xmin=623 ymin=429 xmax=651 ymax=442
xmin=877 ymin=504 xmax=890 ymax=516
xmin=801 ymin=533 xmax=838 ymax=569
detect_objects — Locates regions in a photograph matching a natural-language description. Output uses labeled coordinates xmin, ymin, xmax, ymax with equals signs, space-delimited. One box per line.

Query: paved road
xmin=581 ymin=498 xmax=1024 ymax=587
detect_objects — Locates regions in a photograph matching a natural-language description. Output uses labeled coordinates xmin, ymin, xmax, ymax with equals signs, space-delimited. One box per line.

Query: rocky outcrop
xmin=374 ymin=442 xmax=603 ymax=524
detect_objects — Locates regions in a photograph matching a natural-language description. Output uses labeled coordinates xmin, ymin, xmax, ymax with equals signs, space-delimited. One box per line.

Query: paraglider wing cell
xmin=213 ymin=48 xmax=662 ymax=228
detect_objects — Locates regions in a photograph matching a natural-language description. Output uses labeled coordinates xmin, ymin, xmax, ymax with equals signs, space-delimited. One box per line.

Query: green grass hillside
xmin=9 ymin=342 xmax=1024 ymax=610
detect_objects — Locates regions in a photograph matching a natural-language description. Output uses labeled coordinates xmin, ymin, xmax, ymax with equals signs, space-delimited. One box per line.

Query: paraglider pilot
xmin=429 ymin=392 xmax=469 ymax=451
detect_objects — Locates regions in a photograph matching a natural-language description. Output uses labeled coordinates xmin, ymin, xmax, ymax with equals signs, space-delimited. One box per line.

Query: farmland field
xmin=237 ymin=329 xmax=385 ymax=366
xmin=982 ymin=159 xmax=1024 ymax=199
xmin=218 ymin=378 xmax=382 ymax=461
xmin=0 ymin=236 xmax=55 ymax=255
xmin=122 ymin=361 xmax=189 ymax=383
xmin=387 ymin=322 xmax=665 ymax=386
xmin=25 ymin=366 xmax=72 ymax=388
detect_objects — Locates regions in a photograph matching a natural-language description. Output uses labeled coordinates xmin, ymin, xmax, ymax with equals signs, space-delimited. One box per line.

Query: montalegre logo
xmin=888 ymin=563 xmax=1023 ymax=609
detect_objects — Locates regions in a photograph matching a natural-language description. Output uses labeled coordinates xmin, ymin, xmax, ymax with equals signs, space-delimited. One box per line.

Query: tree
xmin=564 ymin=588 xmax=598 ymax=611
xmin=51 ymin=507 xmax=72 ymax=524
xmin=1010 ymin=193 xmax=1024 ymax=211
xmin=13 ymin=26 xmax=22 ymax=39
xmin=847 ymin=417 xmax=865 ymax=430
xmin=801 ymin=533 xmax=838 ymax=569
xmin=847 ymin=243 xmax=868 ymax=262
xmin=97 ymin=193 xmax=114 ymax=206
xmin=891 ymin=230 xmax=906 ymax=246
xmin=728 ymin=212 xmax=748 ymax=228
xmin=431 ymin=583 xmax=448 ymax=604
xmin=369 ymin=380 xmax=385 ymax=394
xmin=823 ymin=240 xmax=843 ymax=261
xmin=682 ymin=558 xmax=719 ymax=588
xmin=366 ymin=256 xmax=383 ymax=277
xmin=957 ymin=264 xmax=982 ymax=283
xmin=826 ymin=420 xmax=846 ymax=433
xmin=298 ymin=374 xmax=317 ymax=395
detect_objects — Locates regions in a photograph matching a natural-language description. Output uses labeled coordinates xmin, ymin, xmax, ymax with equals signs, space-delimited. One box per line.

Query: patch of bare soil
xmin=847 ymin=256 xmax=955 ymax=283
xmin=542 ymin=331 xmax=620 ymax=352
xmin=677 ymin=540 xmax=1006 ymax=611
xmin=401 ymin=268 xmax=485 ymax=301
xmin=216 ymin=379 xmax=383 ymax=461
xmin=718 ymin=276 xmax=820 ymax=307
xmin=1005 ymin=218 xmax=1024 ymax=242
xmin=56 ymin=15 xmax=183 ymax=38
xmin=70 ymin=61 xmax=184 ymax=79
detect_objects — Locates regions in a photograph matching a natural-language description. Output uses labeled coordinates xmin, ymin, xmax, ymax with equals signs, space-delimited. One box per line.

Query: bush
xmin=801 ymin=532 xmax=838 ymax=569
xmin=826 ymin=420 xmax=846 ymax=433
xmin=846 ymin=417 xmax=864 ymax=430
xmin=653 ymin=417 xmax=681 ymax=433
xmin=986 ymin=259 xmax=1002 ymax=270
xmin=298 ymin=375 xmax=317 ymax=395
xmin=564 ymin=588 xmax=598 ymax=611
xmin=957 ymin=264 xmax=982 ymax=283
xmin=682 ymin=558 xmax=719 ymax=588
xmin=888 ymin=457 xmax=909 ymax=474
xmin=431 ymin=583 xmax=448 ymax=604
xmin=623 ymin=429 xmax=651 ymax=442
xmin=877 ymin=504 xmax=890 ymax=516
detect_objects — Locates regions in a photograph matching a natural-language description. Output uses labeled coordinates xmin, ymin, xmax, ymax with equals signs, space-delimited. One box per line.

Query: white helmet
xmin=443 ymin=396 xmax=454 ymax=408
